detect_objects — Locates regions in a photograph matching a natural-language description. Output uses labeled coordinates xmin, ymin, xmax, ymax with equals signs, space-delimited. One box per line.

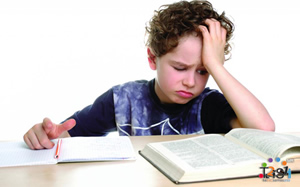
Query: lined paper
xmin=0 ymin=136 xmax=135 ymax=167
xmin=0 ymin=140 xmax=58 ymax=167
xmin=58 ymin=136 xmax=136 ymax=162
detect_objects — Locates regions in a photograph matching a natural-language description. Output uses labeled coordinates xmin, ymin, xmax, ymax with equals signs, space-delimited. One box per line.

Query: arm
xmin=199 ymin=19 xmax=275 ymax=131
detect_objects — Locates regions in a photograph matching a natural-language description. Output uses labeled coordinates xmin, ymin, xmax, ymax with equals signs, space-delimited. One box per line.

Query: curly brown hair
xmin=145 ymin=0 xmax=234 ymax=59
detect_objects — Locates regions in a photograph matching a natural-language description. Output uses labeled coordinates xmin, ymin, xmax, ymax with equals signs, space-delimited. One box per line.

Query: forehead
xmin=165 ymin=34 xmax=203 ymax=65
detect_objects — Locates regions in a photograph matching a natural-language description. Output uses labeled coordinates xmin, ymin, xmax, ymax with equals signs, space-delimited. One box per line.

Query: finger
xmin=56 ymin=119 xmax=76 ymax=135
xmin=25 ymin=128 xmax=45 ymax=149
xmin=42 ymin=117 xmax=54 ymax=134
xmin=204 ymin=19 xmax=216 ymax=35
xmin=199 ymin=25 xmax=209 ymax=38
xmin=33 ymin=124 xmax=55 ymax=149
xmin=23 ymin=134 xmax=34 ymax=150
xmin=204 ymin=19 xmax=222 ymax=39
xmin=221 ymin=27 xmax=227 ymax=42
xmin=215 ymin=21 xmax=222 ymax=38
xmin=199 ymin=25 xmax=210 ymax=40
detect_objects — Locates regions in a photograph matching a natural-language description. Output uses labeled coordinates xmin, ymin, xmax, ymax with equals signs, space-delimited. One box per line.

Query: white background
xmin=0 ymin=0 xmax=299 ymax=141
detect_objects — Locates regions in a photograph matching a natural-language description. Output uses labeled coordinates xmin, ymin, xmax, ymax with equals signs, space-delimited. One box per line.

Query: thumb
xmin=56 ymin=119 xmax=76 ymax=135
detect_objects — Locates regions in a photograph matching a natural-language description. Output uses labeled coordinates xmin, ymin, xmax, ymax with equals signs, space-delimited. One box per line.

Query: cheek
xmin=157 ymin=66 xmax=178 ymax=84
xmin=195 ymin=75 xmax=209 ymax=89
xmin=157 ymin=73 xmax=174 ymax=92
xmin=200 ymin=74 xmax=209 ymax=83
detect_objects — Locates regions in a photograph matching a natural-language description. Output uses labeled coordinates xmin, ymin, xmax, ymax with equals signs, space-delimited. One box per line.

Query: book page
xmin=0 ymin=140 xmax=58 ymax=167
xmin=58 ymin=136 xmax=136 ymax=162
xmin=159 ymin=135 xmax=263 ymax=170
xmin=225 ymin=128 xmax=300 ymax=159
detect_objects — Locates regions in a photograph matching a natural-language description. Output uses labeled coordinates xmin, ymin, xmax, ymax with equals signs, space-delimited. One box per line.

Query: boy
xmin=24 ymin=0 xmax=275 ymax=150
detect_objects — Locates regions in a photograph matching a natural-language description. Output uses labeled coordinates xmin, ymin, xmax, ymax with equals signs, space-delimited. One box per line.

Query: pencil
xmin=54 ymin=139 xmax=62 ymax=159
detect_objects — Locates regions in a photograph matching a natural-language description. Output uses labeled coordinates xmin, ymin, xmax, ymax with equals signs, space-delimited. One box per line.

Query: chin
xmin=173 ymin=98 xmax=192 ymax=105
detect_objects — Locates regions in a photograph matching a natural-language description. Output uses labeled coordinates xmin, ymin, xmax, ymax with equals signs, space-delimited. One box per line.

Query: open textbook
xmin=0 ymin=136 xmax=136 ymax=167
xmin=139 ymin=128 xmax=300 ymax=184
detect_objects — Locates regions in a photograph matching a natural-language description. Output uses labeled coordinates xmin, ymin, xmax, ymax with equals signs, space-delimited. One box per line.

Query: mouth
xmin=176 ymin=90 xmax=194 ymax=98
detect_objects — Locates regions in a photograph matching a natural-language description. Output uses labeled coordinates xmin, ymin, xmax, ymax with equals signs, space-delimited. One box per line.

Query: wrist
xmin=204 ymin=61 xmax=225 ymax=75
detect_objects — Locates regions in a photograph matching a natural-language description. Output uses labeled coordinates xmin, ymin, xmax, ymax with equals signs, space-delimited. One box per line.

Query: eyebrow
xmin=171 ymin=60 xmax=190 ymax=67
xmin=170 ymin=60 xmax=205 ymax=69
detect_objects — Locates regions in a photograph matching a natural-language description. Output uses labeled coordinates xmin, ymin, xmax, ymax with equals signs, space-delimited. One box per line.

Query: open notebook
xmin=0 ymin=136 xmax=136 ymax=167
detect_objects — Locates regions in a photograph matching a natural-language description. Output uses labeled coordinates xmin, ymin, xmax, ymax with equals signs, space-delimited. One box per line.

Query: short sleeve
xmin=201 ymin=92 xmax=236 ymax=133
xmin=67 ymin=89 xmax=116 ymax=137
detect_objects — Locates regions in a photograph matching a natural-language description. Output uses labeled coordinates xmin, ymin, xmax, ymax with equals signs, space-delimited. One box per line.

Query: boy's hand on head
xmin=23 ymin=118 xmax=76 ymax=150
xmin=198 ymin=21 xmax=275 ymax=132
xmin=199 ymin=19 xmax=227 ymax=71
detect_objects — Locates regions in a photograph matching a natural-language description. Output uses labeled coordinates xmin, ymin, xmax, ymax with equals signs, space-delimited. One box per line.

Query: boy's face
xmin=149 ymin=34 xmax=209 ymax=104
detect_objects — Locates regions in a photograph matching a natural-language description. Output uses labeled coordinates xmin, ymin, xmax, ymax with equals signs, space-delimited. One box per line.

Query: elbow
xmin=259 ymin=117 xmax=276 ymax=132
xmin=243 ymin=117 xmax=276 ymax=132
xmin=233 ymin=114 xmax=276 ymax=132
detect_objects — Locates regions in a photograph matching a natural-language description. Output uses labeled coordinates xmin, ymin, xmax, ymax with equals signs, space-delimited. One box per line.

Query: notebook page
xmin=58 ymin=136 xmax=136 ymax=162
xmin=0 ymin=140 xmax=58 ymax=167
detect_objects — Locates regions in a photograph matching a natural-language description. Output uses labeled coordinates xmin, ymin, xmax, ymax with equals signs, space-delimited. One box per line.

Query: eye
xmin=197 ymin=70 xmax=208 ymax=75
xmin=174 ymin=67 xmax=186 ymax=71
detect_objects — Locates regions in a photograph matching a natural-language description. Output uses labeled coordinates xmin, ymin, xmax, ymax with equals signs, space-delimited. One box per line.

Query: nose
xmin=182 ymin=71 xmax=195 ymax=88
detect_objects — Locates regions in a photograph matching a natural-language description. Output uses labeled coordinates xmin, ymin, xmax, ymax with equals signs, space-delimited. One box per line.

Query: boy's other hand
xmin=23 ymin=118 xmax=76 ymax=150
xmin=199 ymin=19 xmax=226 ymax=71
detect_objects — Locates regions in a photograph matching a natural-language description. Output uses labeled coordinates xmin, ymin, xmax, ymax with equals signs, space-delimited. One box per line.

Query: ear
xmin=147 ymin=48 xmax=157 ymax=70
